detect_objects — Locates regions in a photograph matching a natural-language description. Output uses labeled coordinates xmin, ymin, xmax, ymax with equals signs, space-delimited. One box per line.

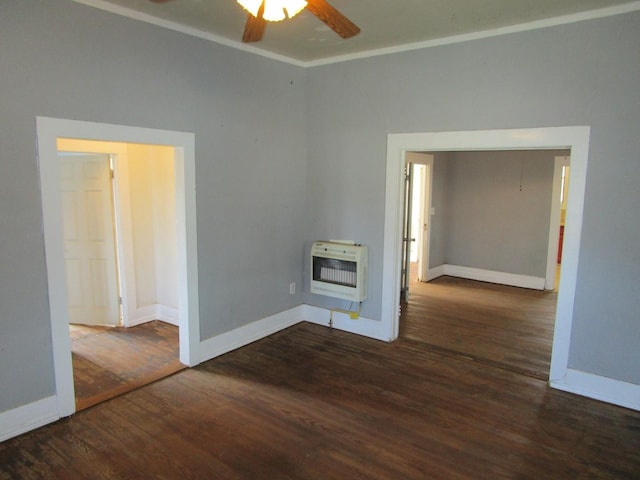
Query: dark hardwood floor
xmin=71 ymin=320 xmax=183 ymax=410
xmin=2 ymin=285 xmax=639 ymax=478
xmin=401 ymin=275 xmax=556 ymax=380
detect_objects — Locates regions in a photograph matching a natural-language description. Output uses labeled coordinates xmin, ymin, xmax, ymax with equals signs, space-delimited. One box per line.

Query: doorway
xmin=57 ymin=139 xmax=181 ymax=329
xmin=403 ymin=150 xmax=569 ymax=293
xmin=402 ymin=152 xmax=433 ymax=301
xmin=57 ymin=140 xmax=184 ymax=410
xmin=548 ymin=156 xmax=571 ymax=291
xmin=399 ymin=149 xmax=569 ymax=378
xmin=37 ymin=117 xmax=201 ymax=418
xmin=382 ymin=127 xmax=590 ymax=386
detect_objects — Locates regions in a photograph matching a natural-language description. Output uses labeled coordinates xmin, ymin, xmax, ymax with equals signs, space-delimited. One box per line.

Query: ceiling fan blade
xmin=305 ymin=0 xmax=360 ymax=39
xmin=242 ymin=1 xmax=267 ymax=42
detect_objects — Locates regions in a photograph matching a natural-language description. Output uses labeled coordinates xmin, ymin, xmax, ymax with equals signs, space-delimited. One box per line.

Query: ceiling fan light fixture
xmin=237 ymin=0 xmax=308 ymax=22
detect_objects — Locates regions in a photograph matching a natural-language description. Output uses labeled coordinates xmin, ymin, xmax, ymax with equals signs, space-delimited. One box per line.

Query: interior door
xmin=59 ymin=153 xmax=120 ymax=326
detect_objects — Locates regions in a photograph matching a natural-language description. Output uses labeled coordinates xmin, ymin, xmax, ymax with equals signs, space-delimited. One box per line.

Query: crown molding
xmin=72 ymin=0 xmax=640 ymax=68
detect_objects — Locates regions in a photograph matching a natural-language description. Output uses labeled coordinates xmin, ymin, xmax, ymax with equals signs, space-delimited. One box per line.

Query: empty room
xmin=1 ymin=0 xmax=639 ymax=478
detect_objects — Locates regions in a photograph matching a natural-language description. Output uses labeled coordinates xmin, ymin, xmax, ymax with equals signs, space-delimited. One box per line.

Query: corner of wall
xmin=199 ymin=306 xmax=305 ymax=363
xmin=198 ymin=303 xmax=392 ymax=367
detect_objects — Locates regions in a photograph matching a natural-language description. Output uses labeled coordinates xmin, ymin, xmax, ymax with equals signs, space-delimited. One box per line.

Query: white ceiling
xmin=74 ymin=0 xmax=640 ymax=65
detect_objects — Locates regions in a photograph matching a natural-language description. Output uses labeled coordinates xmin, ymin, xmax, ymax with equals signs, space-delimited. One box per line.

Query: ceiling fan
xmin=149 ymin=0 xmax=360 ymax=43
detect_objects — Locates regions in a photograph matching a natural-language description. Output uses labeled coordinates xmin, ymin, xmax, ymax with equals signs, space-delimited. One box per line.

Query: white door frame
xmin=37 ymin=117 xmax=201 ymax=417
xmin=381 ymin=126 xmax=590 ymax=385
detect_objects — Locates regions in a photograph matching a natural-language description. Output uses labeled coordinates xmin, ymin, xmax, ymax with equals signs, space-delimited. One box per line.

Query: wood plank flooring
xmin=2 ymin=290 xmax=639 ymax=478
xmin=401 ymin=275 xmax=556 ymax=380
xmin=70 ymin=320 xmax=183 ymax=410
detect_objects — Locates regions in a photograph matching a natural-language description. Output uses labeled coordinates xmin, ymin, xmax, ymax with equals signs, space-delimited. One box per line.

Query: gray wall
xmin=0 ymin=0 xmax=307 ymax=412
xmin=428 ymin=152 xmax=450 ymax=268
xmin=305 ymin=12 xmax=640 ymax=384
xmin=433 ymin=150 xmax=564 ymax=277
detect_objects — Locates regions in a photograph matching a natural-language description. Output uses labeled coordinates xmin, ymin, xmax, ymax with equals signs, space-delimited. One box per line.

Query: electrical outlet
xmin=289 ymin=282 xmax=296 ymax=295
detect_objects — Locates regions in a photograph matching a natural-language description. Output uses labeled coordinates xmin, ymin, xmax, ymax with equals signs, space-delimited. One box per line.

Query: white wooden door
xmin=59 ymin=153 xmax=120 ymax=326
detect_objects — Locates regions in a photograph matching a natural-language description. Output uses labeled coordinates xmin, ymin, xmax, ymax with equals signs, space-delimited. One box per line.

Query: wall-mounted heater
xmin=310 ymin=241 xmax=368 ymax=302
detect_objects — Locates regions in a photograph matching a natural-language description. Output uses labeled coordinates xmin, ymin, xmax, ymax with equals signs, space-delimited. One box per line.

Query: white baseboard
xmin=156 ymin=304 xmax=179 ymax=326
xmin=429 ymin=264 xmax=545 ymax=290
xmin=550 ymin=369 xmax=640 ymax=412
xmin=198 ymin=303 xmax=391 ymax=364
xmin=125 ymin=304 xmax=157 ymax=327
xmin=5 ymin=310 xmax=638 ymax=446
xmin=199 ymin=306 xmax=304 ymax=363
xmin=126 ymin=303 xmax=179 ymax=327
xmin=0 ymin=396 xmax=58 ymax=442
xmin=302 ymin=305 xmax=390 ymax=342
xmin=426 ymin=265 xmax=445 ymax=281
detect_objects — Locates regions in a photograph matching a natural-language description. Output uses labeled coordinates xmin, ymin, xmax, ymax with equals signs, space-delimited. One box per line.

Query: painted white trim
xmin=6 ymin=324 xmax=637 ymax=444
xmin=427 ymin=264 xmax=545 ymax=290
xmin=549 ymin=135 xmax=590 ymax=385
xmin=426 ymin=265 xmax=446 ymax=282
xmin=124 ymin=304 xmax=157 ymax=327
xmin=173 ymin=143 xmax=201 ymax=367
xmin=303 ymin=305 xmax=391 ymax=342
xmin=551 ymin=369 xmax=640 ymax=412
xmin=36 ymin=117 xmax=200 ymax=417
xmin=156 ymin=304 xmax=179 ymax=326
xmin=70 ymin=0 xmax=307 ymax=67
xmin=199 ymin=303 xmax=392 ymax=364
xmin=199 ymin=307 xmax=304 ymax=363
xmin=383 ymin=127 xmax=591 ymax=397
xmin=307 ymin=2 xmax=640 ymax=67
xmin=71 ymin=0 xmax=640 ymax=67
xmin=0 ymin=396 xmax=58 ymax=443
xmin=382 ymin=137 xmax=407 ymax=342
xmin=125 ymin=304 xmax=179 ymax=327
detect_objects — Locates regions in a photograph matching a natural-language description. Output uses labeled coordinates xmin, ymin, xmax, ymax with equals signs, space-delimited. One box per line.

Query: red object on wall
xmin=557 ymin=226 xmax=564 ymax=263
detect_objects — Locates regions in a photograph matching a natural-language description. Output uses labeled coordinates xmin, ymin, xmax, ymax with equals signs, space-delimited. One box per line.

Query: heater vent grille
xmin=310 ymin=241 xmax=367 ymax=301
xmin=315 ymin=258 xmax=357 ymax=287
